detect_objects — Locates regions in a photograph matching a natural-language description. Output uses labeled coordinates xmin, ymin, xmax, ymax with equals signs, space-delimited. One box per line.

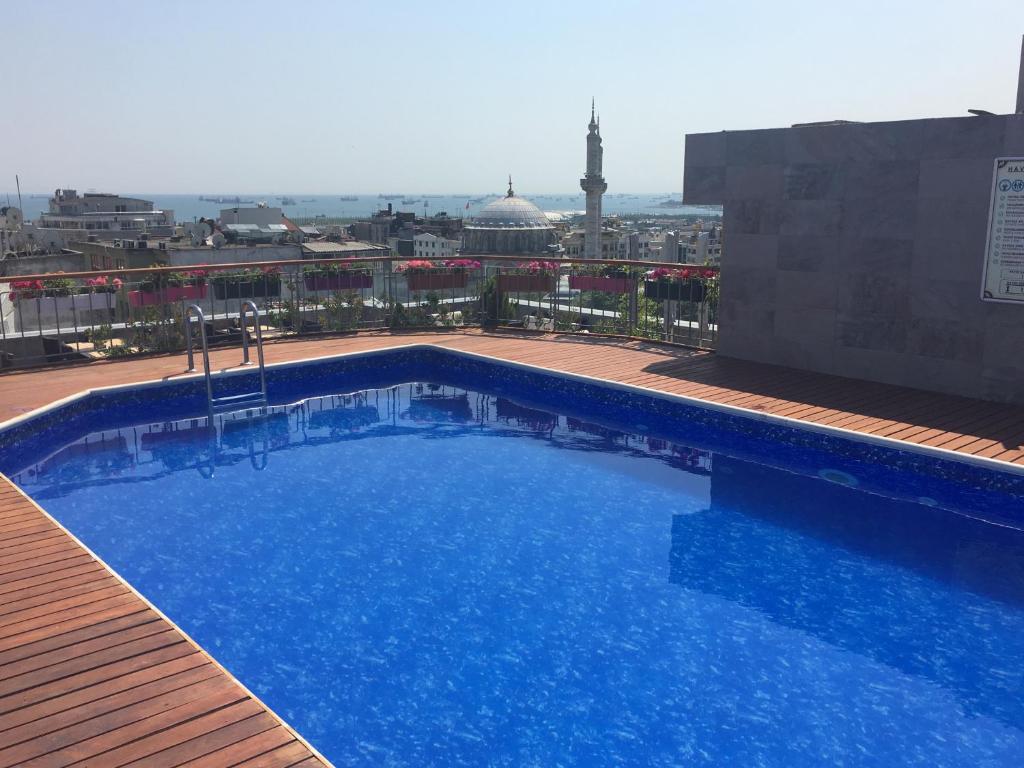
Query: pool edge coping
xmin=0 ymin=471 xmax=336 ymax=768
xmin=2 ymin=341 xmax=1019 ymax=478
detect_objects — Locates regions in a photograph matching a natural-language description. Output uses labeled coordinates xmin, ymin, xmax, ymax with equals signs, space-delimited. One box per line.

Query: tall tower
xmin=580 ymin=99 xmax=607 ymax=259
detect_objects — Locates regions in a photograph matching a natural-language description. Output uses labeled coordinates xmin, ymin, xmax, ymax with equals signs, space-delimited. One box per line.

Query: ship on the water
xmin=339 ymin=195 xmax=359 ymax=201
xmin=279 ymin=196 xmax=297 ymax=205
xmin=200 ymin=195 xmax=255 ymax=204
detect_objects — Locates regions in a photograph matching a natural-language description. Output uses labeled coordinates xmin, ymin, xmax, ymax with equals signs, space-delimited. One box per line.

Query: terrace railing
xmin=0 ymin=256 xmax=719 ymax=369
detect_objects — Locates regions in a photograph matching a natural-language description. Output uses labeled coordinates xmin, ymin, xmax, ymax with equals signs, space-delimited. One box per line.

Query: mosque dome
xmin=462 ymin=178 xmax=557 ymax=255
xmin=468 ymin=194 xmax=552 ymax=230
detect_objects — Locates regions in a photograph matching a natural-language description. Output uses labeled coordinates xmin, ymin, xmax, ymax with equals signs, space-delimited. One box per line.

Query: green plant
xmin=87 ymin=324 xmax=114 ymax=351
xmin=208 ymin=267 xmax=278 ymax=284
xmin=321 ymin=292 xmax=364 ymax=331
xmin=138 ymin=267 xmax=207 ymax=292
xmin=303 ymin=260 xmax=370 ymax=275
xmin=479 ymin=276 xmax=513 ymax=327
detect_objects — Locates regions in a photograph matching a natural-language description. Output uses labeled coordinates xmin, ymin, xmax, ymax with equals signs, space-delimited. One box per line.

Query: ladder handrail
xmin=184 ymin=304 xmax=214 ymax=409
xmin=240 ymin=300 xmax=267 ymax=400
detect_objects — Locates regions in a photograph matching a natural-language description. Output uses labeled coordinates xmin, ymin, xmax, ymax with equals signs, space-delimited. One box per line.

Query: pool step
xmin=210 ymin=391 xmax=268 ymax=414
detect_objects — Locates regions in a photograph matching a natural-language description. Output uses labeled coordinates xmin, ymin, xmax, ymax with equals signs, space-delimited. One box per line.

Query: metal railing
xmin=0 ymin=255 xmax=719 ymax=370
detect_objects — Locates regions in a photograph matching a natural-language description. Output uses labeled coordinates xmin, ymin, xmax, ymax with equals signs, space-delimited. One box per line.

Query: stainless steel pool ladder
xmin=185 ymin=302 xmax=268 ymax=414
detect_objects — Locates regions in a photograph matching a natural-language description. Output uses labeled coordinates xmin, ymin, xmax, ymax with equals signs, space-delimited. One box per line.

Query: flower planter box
xmin=497 ymin=274 xmax=556 ymax=293
xmin=406 ymin=272 xmax=468 ymax=292
xmin=43 ymin=293 xmax=118 ymax=313
xmin=71 ymin=292 xmax=118 ymax=312
xmin=644 ymin=279 xmax=707 ymax=303
xmin=15 ymin=293 xmax=116 ymax=327
xmin=128 ymin=284 xmax=208 ymax=308
xmin=304 ymin=272 xmax=373 ymax=292
xmin=568 ymin=275 xmax=632 ymax=294
xmin=212 ymin=277 xmax=281 ymax=300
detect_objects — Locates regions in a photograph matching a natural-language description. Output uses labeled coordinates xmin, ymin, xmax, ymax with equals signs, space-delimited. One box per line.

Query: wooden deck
xmin=0 ymin=330 xmax=1021 ymax=767
xmin=0 ymin=487 xmax=329 ymax=767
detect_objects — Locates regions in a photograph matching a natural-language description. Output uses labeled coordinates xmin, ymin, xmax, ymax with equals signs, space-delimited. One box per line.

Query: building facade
xmin=413 ymin=232 xmax=460 ymax=260
xmin=37 ymin=190 xmax=174 ymax=235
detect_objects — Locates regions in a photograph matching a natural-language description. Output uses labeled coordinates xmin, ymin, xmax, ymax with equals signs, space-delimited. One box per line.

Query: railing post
xmin=185 ymin=312 xmax=195 ymax=371
xmin=240 ymin=301 xmax=252 ymax=365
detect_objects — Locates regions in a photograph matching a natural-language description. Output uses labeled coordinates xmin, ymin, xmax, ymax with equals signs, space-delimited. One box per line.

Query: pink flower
xmin=443 ymin=259 xmax=481 ymax=269
xmin=397 ymin=260 xmax=437 ymax=272
xmin=517 ymin=261 xmax=560 ymax=274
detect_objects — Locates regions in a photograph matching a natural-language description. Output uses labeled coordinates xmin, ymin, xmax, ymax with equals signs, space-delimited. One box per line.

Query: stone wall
xmin=683 ymin=114 xmax=1024 ymax=404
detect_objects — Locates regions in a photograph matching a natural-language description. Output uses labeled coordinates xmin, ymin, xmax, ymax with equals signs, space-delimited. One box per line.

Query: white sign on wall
xmin=982 ymin=157 xmax=1024 ymax=303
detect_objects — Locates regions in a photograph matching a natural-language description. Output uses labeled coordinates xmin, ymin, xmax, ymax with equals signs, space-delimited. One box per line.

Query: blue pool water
xmin=3 ymin=351 xmax=1024 ymax=766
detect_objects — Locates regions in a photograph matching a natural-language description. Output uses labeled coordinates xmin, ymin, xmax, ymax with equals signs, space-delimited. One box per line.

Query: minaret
xmin=580 ymin=99 xmax=607 ymax=259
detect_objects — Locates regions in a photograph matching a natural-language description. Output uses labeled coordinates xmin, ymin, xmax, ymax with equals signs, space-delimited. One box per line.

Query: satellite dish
xmin=189 ymin=221 xmax=213 ymax=246
xmin=211 ymin=232 xmax=226 ymax=249
xmin=1 ymin=207 xmax=23 ymax=229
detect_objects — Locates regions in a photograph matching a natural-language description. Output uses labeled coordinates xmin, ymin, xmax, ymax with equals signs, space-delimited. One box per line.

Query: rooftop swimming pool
xmin=2 ymin=347 xmax=1023 ymax=766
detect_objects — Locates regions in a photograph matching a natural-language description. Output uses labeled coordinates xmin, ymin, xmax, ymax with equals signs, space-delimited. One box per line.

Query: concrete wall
xmin=1 ymin=251 xmax=89 ymax=276
xmin=683 ymin=114 xmax=1024 ymax=404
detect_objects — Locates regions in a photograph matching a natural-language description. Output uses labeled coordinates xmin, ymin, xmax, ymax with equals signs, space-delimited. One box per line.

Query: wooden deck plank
xmin=0 ymin=483 xmax=328 ymax=767
xmin=0 ymin=664 xmax=222 ymax=754
xmin=0 ymin=330 xmax=1019 ymax=768
xmin=180 ymin=725 xmax=298 ymax=768
xmin=119 ymin=711 xmax=282 ymax=768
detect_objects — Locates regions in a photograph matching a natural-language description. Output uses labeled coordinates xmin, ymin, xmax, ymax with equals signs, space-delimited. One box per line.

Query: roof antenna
xmin=507 ymin=175 xmax=514 ymax=197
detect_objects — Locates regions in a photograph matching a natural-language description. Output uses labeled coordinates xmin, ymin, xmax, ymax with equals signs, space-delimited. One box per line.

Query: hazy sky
xmin=3 ymin=0 xmax=1023 ymax=194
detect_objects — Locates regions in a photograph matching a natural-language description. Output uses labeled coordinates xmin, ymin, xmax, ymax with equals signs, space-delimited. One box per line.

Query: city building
xmin=36 ymin=189 xmax=175 ymax=236
xmin=656 ymin=224 xmax=723 ymax=265
xmin=413 ymin=232 xmax=460 ymax=260
xmin=461 ymin=178 xmax=557 ymax=255
xmin=351 ymin=204 xmax=416 ymax=245
xmin=8 ymin=189 xmax=176 ymax=254
xmin=580 ymin=100 xmax=608 ymax=258
xmin=682 ymin=225 xmax=722 ymax=265
xmin=416 ymin=212 xmax=464 ymax=239
xmin=560 ymin=228 xmax=620 ymax=259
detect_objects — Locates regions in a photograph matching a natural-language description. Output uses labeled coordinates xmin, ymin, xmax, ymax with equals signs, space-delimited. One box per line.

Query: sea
xmin=8 ymin=193 xmax=721 ymax=223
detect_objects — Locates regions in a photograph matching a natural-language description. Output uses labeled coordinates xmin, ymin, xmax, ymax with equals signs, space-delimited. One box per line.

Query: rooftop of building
xmin=302 ymin=240 xmax=390 ymax=254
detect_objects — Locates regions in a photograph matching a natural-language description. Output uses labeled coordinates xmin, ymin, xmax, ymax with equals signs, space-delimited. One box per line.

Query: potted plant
xmin=210 ymin=267 xmax=281 ymax=300
xmin=9 ymin=275 xmax=92 ymax=314
xmin=497 ymin=261 xmax=560 ymax=293
xmin=568 ymin=263 xmax=634 ymax=294
xmin=399 ymin=259 xmax=479 ymax=292
xmin=643 ymin=267 xmax=716 ymax=302
xmin=128 ymin=268 xmax=208 ymax=307
xmin=303 ymin=260 xmax=373 ymax=292
xmin=76 ymin=275 xmax=123 ymax=312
